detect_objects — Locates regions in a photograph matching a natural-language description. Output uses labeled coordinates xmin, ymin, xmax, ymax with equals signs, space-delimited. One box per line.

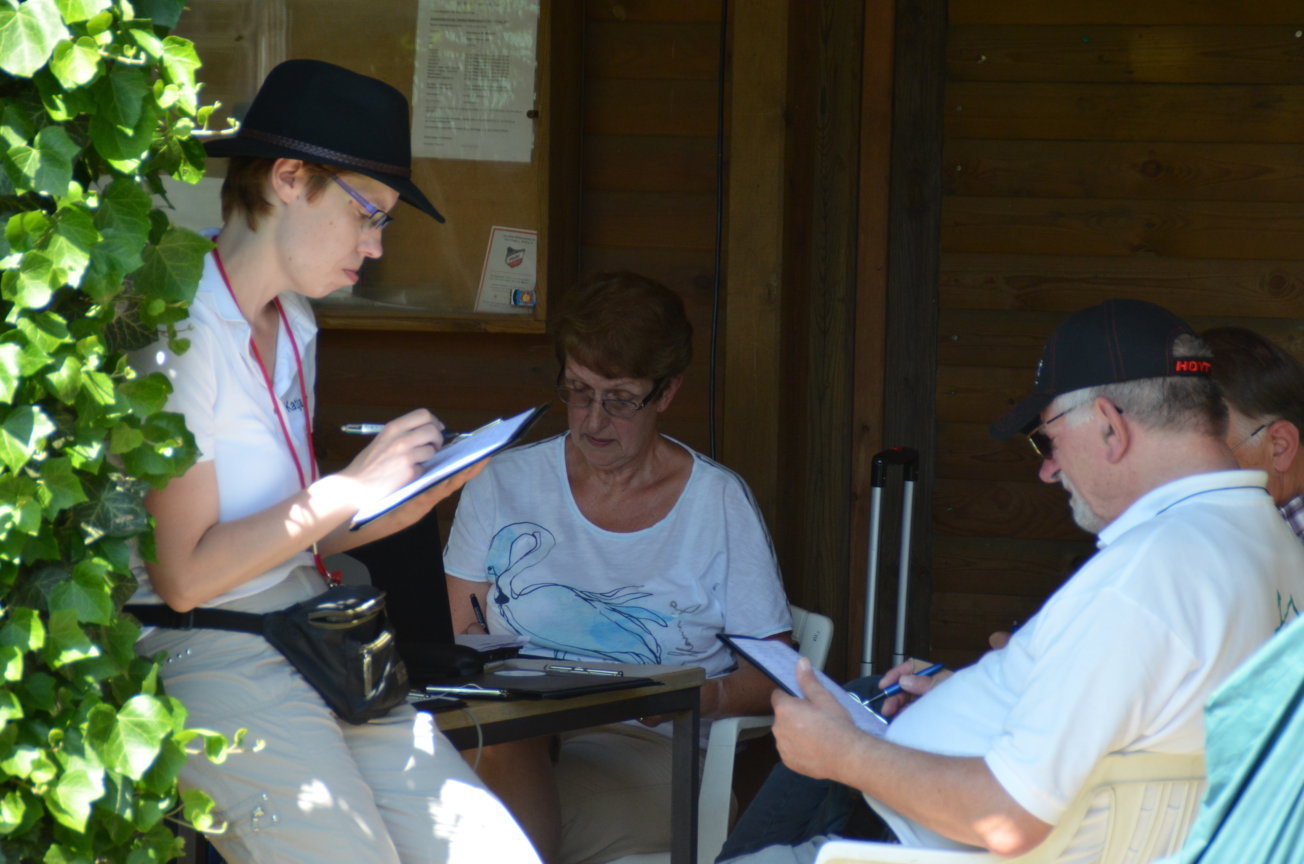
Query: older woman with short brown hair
xmin=444 ymin=271 xmax=793 ymax=863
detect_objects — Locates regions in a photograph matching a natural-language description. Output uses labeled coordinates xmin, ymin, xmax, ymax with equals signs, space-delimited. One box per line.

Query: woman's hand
xmin=318 ymin=413 xmax=489 ymax=553
xmin=336 ymin=408 xmax=449 ymax=500
xmin=875 ymin=657 xmax=952 ymax=717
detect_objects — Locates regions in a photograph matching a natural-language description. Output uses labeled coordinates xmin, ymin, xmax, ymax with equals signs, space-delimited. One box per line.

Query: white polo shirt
xmin=874 ymin=469 xmax=1304 ymax=856
xmin=129 ymin=247 xmax=320 ymax=606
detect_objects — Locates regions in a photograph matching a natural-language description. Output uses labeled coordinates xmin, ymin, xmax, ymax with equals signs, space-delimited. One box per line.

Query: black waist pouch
xmin=127 ymin=585 xmax=409 ymax=725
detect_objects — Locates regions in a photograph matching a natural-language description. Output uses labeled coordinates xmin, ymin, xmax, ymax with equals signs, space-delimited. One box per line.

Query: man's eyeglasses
xmin=1026 ymin=407 xmax=1072 ymax=459
xmin=557 ymin=382 xmax=662 ymax=420
xmin=1232 ymin=421 xmax=1270 ymax=451
xmin=1026 ymin=401 xmax=1125 ymax=459
xmin=331 ymin=175 xmax=393 ymax=230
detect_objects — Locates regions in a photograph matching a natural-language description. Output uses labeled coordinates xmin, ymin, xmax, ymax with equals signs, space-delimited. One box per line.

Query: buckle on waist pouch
xmin=305 ymin=593 xmax=384 ymax=628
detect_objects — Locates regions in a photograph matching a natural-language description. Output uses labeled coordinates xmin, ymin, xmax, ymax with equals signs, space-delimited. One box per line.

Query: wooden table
xmin=430 ymin=659 xmax=705 ymax=864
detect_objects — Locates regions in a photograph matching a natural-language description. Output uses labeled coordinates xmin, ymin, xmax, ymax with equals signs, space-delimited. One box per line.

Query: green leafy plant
xmin=0 ymin=0 xmax=236 ymax=859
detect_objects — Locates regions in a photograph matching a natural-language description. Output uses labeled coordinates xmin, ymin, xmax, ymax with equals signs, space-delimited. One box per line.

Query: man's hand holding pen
xmin=875 ymin=658 xmax=951 ymax=717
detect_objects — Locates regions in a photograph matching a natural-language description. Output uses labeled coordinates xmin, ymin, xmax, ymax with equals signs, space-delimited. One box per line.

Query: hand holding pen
xmin=342 ymin=422 xmax=463 ymax=446
xmin=335 ymin=408 xmax=450 ymax=504
xmin=343 ymin=415 xmax=509 ymax=446
xmin=871 ymin=660 xmax=947 ymax=717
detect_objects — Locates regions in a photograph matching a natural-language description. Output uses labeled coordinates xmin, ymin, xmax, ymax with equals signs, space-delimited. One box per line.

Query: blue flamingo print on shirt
xmin=487 ymin=522 xmax=669 ymax=663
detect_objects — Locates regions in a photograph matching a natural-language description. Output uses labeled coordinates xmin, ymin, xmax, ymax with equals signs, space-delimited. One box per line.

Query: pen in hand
xmin=340 ymin=423 xmax=464 ymax=443
xmin=864 ymin=662 xmax=946 ymax=705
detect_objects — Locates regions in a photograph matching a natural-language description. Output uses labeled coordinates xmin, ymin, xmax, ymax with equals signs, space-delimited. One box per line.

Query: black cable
xmin=708 ymin=0 xmax=729 ymax=459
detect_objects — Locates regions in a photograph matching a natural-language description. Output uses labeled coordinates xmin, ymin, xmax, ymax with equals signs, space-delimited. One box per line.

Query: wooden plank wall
xmin=579 ymin=0 xmax=725 ymax=455
xmin=775 ymin=0 xmax=869 ymax=673
xmin=931 ymin=0 xmax=1304 ymax=667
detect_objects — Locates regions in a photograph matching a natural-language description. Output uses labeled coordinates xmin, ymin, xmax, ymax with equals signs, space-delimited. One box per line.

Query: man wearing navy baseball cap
xmin=720 ymin=299 xmax=1304 ymax=864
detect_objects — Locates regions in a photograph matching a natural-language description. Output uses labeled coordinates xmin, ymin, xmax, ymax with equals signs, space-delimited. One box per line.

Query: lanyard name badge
xmin=214 ymin=249 xmax=342 ymax=587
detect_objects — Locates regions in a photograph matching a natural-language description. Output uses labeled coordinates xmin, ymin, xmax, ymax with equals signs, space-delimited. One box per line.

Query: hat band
xmin=238 ymin=129 xmax=412 ymax=179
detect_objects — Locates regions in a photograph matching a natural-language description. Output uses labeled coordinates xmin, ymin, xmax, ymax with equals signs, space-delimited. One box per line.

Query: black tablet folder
xmin=410 ymin=671 xmax=656 ymax=711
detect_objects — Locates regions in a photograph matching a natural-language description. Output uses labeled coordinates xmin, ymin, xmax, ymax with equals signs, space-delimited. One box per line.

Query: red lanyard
xmin=214 ymin=249 xmax=340 ymax=587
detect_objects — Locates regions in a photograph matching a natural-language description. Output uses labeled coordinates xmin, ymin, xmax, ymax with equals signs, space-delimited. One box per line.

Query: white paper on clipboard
xmin=720 ymin=634 xmax=889 ymax=738
xmin=350 ymin=404 xmax=547 ymax=529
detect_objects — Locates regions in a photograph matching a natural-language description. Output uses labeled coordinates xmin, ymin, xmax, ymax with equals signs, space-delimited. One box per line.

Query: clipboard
xmin=719 ymin=633 xmax=888 ymax=737
xmin=350 ymin=403 xmax=549 ymax=529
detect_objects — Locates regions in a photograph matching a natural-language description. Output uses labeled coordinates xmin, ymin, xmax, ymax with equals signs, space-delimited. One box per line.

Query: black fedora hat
xmin=205 ymin=59 xmax=444 ymax=223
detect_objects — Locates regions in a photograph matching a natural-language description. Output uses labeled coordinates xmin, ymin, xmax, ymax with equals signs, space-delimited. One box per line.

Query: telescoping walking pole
xmin=861 ymin=447 xmax=919 ymax=676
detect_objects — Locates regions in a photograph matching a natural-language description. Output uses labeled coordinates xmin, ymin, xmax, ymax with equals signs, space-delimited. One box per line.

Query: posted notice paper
xmin=411 ymin=0 xmax=540 ymax=162
xmin=475 ymin=226 xmax=538 ymax=314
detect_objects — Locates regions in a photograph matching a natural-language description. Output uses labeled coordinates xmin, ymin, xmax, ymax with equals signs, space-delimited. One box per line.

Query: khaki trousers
xmin=555 ymin=723 xmax=677 ymax=864
xmin=138 ymin=567 xmax=539 ymax=864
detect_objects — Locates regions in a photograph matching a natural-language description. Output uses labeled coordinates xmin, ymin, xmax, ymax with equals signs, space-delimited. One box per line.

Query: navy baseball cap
xmin=989 ymin=299 xmax=1212 ymax=439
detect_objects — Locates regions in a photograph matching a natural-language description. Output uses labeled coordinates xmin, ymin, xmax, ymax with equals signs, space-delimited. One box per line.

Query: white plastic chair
xmin=611 ymin=604 xmax=835 ymax=864
xmin=814 ymin=751 xmax=1206 ymax=864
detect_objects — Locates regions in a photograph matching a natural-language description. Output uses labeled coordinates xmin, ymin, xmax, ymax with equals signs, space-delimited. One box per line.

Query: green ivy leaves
xmin=135 ymin=226 xmax=210 ymax=323
xmin=50 ymin=35 xmax=102 ymax=88
xmin=0 ymin=405 xmax=56 ymax=473
xmin=1 ymin=0 xmax=225 ymax=858
xmin=5 ymin=124 xmax=78 ymax=194
xmin=0 ymin=0 xmax=71 ymax=79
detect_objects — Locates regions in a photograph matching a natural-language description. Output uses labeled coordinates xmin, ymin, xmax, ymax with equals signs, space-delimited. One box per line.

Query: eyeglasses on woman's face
xmin=557 ymin=381 xmax=662 ymax=420
xmin=331 ymin=175 xmax=393 ymax=230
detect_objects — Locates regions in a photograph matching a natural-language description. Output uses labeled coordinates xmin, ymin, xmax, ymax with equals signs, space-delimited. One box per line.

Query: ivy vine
xmin=1 ymin=0 xmax=237 ymax=860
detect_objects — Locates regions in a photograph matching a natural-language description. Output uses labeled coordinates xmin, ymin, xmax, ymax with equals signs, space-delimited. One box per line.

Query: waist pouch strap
xmin=124 ymin=604 xmax=268 ymax=634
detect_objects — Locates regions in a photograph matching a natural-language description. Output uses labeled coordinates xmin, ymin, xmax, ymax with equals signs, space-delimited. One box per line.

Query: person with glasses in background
xmin=127 ymin=60 xmax=539 ymax=863
xmin=443 ymin=271 xmax=793 ymax=864
xmin=717 ymin=299 xmax=1304 ymax=864
xmin=1203 ymin=326 xmax=1304 ymax=543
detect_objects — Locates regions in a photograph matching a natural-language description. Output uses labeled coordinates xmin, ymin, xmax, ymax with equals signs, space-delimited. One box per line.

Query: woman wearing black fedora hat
xmin=128 ymin=60 xmax=540 ymax=863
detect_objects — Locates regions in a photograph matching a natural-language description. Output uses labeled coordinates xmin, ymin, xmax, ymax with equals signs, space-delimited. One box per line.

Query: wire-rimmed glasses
xmin=331 ymin=175 xmax=393 ymax=230
xmin=1026 ymin=400 xmax=1125 ymax=458
xmin=557 ymin=381 xmax=663 ymax=420
xmin=1026 ymin=407 xmax=1073 ymax=459
xmin=1231 ymin=421 xmax=1270 ymax=451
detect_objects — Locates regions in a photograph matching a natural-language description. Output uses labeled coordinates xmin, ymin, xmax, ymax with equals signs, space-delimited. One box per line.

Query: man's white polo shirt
xmin=874 ymin=469 xmax=1304 ymax=855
